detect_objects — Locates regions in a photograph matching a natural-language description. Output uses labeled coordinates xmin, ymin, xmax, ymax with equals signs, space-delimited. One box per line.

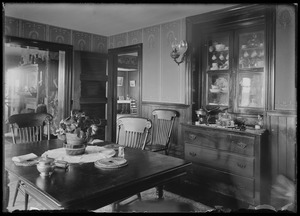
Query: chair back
xmin=151 ymin=109 xmax=179 ymax=150
xmin=116 ymin=117 xmax=152 ymax=149
xmin=8 ymin=113 xmax=53 ymax=144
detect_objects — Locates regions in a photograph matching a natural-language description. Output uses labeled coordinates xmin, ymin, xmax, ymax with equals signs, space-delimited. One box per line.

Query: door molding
xmin=108 ymin=44 xmax=143 ymax=142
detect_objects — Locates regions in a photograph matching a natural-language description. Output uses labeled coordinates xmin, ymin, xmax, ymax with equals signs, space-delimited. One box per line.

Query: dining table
xmin=4 ymin=138 xmax=191 ymax=211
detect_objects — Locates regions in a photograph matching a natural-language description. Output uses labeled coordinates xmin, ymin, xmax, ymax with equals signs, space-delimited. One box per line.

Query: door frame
xmin=108 ymin=44 xmax=143 ymax=142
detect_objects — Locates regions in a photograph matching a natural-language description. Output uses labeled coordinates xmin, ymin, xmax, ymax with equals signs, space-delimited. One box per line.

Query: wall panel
xmin=274 ymin=5 xmax=297 ymax=110
xmin=267 ymin=111 xmax=296 ymax=183
xmin=142 ymin=25 xmax=161 ymax=101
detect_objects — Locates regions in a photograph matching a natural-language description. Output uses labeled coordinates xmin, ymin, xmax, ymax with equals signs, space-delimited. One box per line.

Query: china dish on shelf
xmin=210 ymin=89 xmax=221 ymax=93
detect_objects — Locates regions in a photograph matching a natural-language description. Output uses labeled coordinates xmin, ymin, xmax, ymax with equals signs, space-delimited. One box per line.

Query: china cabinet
xmin=202 ymin=26 xmax=266 ymax=115
xmin=185 ymin=4 xmax=275 ymax=206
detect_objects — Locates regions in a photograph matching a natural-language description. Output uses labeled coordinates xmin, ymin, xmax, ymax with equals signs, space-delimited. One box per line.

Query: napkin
xmin=12 ymin=153 xmax=38 ymax=163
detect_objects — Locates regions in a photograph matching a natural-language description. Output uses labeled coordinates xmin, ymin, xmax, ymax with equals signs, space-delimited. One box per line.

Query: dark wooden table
xmin=4 ymin=139 xmax=191 ymax=211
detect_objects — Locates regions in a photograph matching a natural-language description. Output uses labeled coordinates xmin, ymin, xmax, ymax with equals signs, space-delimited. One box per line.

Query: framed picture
xmin=130 ymin=80 xmax=136 ymax=87
xmin=117 ymin=77 xmax=123 ymax=86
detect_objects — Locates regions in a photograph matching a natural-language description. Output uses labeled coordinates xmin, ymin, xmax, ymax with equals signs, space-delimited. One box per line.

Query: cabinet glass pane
xmin=207 ymin=34 xmax=229 ymax=71
xmin=207 ymin=74 xmax=229 ymax=106
xmin=237 ymin=73 xmax=264 ymax=108
xmin=238 ymin=31 xmax=265 ymax=70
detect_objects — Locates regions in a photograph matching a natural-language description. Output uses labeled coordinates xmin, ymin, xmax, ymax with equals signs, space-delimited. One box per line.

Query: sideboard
xmin=182 ymin=123 xmax=270 ymax=205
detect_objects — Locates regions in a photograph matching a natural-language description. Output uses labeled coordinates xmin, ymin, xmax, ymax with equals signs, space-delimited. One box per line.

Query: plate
xmin=94 ymin=157 xmax=128 ymax=169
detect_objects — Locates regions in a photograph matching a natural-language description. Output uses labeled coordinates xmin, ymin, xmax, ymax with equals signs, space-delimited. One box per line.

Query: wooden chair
xmin=114 ymin=116 xmax=152 ymax=210
xmin=8 ymin=113 xmax=53 ymax=210
xmin=144 ymin=109 xmax=179 ymax=155
xmin=116 ymin=116 xmax=152 ymax=149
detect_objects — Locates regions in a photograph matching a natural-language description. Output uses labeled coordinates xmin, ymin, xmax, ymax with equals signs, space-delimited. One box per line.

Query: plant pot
xmin=65 ymin=133 xmax=86 ymax=145
xmin=64 ymin=143 xmax=86 ymax=155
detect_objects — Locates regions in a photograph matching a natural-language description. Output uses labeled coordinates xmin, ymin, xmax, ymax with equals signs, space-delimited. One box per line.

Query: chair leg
xmin=24 ymin=192 xmax=29 ymax=210
xmin=112 ymin=202 xmax=119 ymax=212
xmin=12 ymin=180 xmax=21 ymax=207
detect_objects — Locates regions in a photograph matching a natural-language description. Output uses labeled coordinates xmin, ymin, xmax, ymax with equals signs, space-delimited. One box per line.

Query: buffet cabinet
xmin=182 ymin=123 xmax=269 ymax=205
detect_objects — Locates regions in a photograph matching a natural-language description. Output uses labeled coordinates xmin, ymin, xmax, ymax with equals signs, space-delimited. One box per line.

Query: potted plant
xmin=56 ymin=110 xmax=101 ymax=155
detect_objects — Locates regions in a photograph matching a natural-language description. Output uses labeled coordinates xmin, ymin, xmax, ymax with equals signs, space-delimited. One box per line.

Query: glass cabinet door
xmin=205 ymin=32 xmax=231 ymax=107
xmin=237 ymin=30 xmax=265 ymax=109
xmin=207 ymin=33 xmax=230 ymax=71
xmin=207 ymin=73 xmax=229 ymax=106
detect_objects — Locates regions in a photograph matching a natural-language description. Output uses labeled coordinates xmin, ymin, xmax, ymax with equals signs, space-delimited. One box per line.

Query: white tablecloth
xmin=41 ymin=146 xmax=115 ymax=164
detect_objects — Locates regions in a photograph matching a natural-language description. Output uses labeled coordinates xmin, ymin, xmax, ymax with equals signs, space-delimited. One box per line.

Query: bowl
xmin=37 ymin=156 xmax=55 ymax=177
xmin=64 ymin=143 xmax=86 ymax=155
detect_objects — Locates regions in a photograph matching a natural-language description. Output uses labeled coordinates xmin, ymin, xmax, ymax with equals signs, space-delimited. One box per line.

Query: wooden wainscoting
xmin=266 ymin=111 xmax=297 ymax=184
xmin=142 ymin=102 xmax=190 ymax=158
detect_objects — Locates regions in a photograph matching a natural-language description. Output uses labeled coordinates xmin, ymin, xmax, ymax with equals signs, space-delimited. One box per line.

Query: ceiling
xmin=4 ymin=3 xmax=237 ymax=36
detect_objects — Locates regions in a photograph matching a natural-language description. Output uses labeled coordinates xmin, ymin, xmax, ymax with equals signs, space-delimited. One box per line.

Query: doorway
xmin=4 ymin=36 xmax=73 ymax=135
xmin=108 ymin=44 xmax=142 ymax=142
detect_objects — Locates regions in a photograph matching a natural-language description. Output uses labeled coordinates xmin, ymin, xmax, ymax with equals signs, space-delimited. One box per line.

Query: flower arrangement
xmin=56 ymin=110 xmax=100 ymax=144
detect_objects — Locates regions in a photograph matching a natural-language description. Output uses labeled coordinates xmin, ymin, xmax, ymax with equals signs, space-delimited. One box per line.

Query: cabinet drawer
xmin=185 ymin=144 xmax=254 ymax=178
xmin=187 ymin=163 xmax=255 ymax=204
xmin=184 ymin=130 xmax=254 ymax=156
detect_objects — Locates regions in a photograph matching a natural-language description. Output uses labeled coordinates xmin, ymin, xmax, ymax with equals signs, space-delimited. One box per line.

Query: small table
xmin=4 ymin=139 xmax=191 ymax=210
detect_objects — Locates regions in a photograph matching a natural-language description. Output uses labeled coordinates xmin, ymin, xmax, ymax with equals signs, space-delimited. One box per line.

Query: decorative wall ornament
xmin=128 ymin=30 xmax=142 ymax=45
xmin=108 ymin=36 xmax=115 ymax=49
xmin=22 ymin=21 xmax=46 ymax=40
xmin=72 ymin=31 xmax=91 ymax=51
xmin=115 ymin=33 xmax=127 ymax=48
xmin=49 ymin=26 xmax=71 ymax=44
xmin=5 ymin=16 xmax=19 ymax=37
xmin=170 ymin=39 xmax=188 ymax=65
xmin=148 ymin=35 xmax=155 ymax=49
xmin=278 ymin=7 xmax=293 ymax=29
xmin=92 ymin=34 xmax=107 ymax=53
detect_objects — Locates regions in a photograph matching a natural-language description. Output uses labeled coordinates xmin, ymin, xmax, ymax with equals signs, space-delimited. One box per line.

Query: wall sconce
xmin=170 ymin=39 xmax=188 ymax=65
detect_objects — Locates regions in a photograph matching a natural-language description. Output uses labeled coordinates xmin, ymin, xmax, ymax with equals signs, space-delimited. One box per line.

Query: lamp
xmin=170 ymin=39 xmax=188 ymax=65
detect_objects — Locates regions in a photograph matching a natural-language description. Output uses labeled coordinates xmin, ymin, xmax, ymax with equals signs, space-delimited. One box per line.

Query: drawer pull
xmin=232 ymin=141 xmax=247 ymax=149
xmin=189 ymin=152 xmax=197 ymax=157
xmin=236 ymin=162 xmax=246 ymax=169
xmin=188 ymin=134 xmax=197 ymax=140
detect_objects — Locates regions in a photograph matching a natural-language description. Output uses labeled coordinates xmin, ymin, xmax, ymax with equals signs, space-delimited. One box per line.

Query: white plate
xmin=94 ymin=157 xmax=128 ymax=169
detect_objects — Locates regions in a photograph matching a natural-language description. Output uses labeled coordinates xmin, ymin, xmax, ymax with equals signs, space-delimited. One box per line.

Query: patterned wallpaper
xmin=108 ymin=19 xmax=186 ymax=104
xmin=5 ymin=15 xmax=187 ymax=104
xmin=5 ymin=16 xmax=108 ymax=53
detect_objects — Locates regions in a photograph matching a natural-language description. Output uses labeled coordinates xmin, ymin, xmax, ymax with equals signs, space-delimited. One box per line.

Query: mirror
xmin=4 ymin=36 xmax=73 ymax=135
